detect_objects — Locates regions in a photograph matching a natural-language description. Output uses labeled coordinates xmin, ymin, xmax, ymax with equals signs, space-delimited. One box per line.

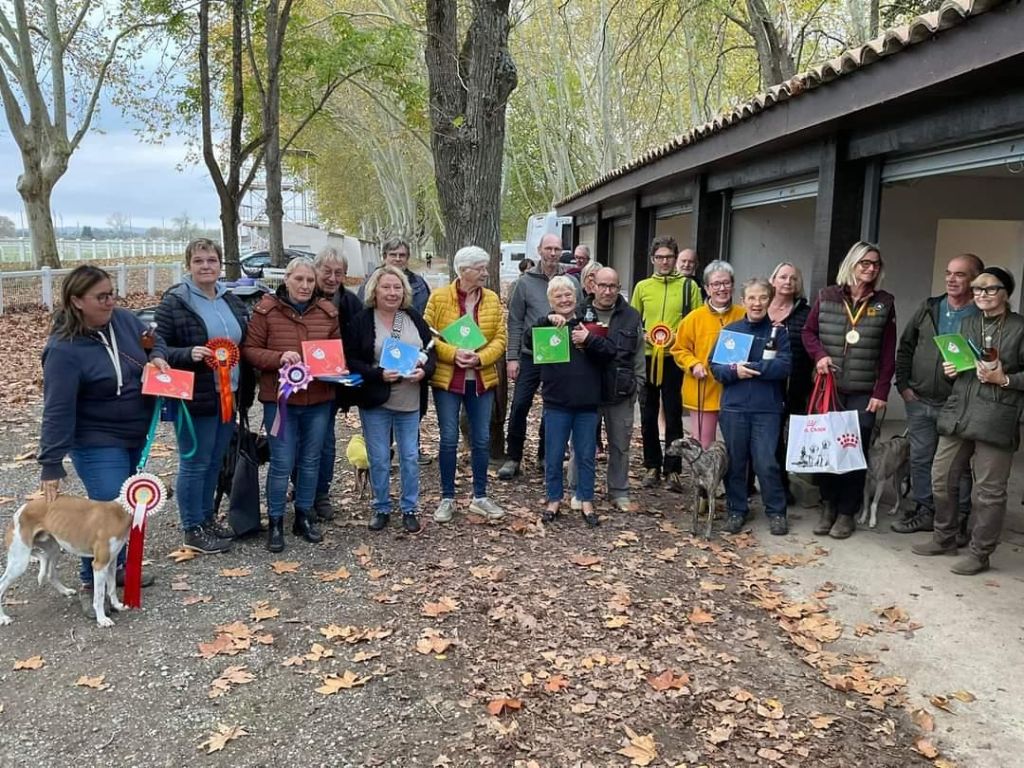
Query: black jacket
xmin=331 ymin=288 xmax=365 ymax=411
xmin=531 ymin=312 xmax=617 ymax=411
xmin=154 ymin=283 xmax=252 ymax=417
xmin=344 ymin=307 xmax=438 ymax=410
xmin=779 ymin=297 xmax=813 ymax=414
xmin=582 ymin=295 xmax=644 ymax=405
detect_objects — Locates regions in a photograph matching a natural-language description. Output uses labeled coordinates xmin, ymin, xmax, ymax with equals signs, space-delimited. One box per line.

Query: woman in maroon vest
xmin=802 ymin=242 xmax=897 ymax=539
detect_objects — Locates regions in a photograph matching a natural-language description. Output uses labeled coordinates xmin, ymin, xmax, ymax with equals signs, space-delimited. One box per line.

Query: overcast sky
xmin=0 ymin=107 xmax=222 ymax=232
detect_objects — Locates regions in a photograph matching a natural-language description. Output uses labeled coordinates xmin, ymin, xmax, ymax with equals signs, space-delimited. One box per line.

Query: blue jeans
xmin=316 ymin=402 xmax=341 ymax=499
xmin=175 ymin=414 xmax=235 ymax=529
xmin=905 ymin=397 xmax=972 ymax=514
xmin=544 ymin=407 xmax=598 ymax=502
xmin=434 ymin=384 xmax=494 ymax=499
xmin=360 ymin=407 xmax=420 ymax=515
xmin=263 ymin=402 xmax=331 ymax=520
xmin=506 ymin=353 xmax=545 ymax=462
xmin=719 ymin=410 xmax=787 ymax=518
xmin=69 ymin=445 xmax=141 ymax=585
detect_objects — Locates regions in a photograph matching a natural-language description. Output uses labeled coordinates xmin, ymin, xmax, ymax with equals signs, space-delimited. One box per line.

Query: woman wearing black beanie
xmin=913 ymin=265 xmax=1024 ymax=575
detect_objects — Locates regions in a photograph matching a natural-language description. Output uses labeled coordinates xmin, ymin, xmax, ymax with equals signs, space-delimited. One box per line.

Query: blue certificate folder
xmin=380 ymin=337 xmax=420 ymax=376
xmin=711 ymin=330 xmax=754 ymax=365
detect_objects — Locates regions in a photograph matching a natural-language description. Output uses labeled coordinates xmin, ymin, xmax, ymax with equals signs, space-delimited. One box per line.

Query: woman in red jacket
xmin=242 ymin=257 xmax=340 ymax=552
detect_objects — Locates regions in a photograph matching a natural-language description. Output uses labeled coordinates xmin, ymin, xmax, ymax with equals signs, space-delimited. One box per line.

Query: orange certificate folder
xmin=302 ymin=339 xmax=348 ymax=377
xmin=142 ymin=365 xmax=195 ymax=400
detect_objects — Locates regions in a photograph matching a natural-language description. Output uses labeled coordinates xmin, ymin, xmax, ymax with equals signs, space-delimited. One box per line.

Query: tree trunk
xmin=425 ymin=0 xmax=518 ymax=458
xmin=220 ymin=195 xmax=243 ymax=280
xmin=264 ymin=0 xmax=286 ymax=268
xmin=745 ymin=0 xmax=796 ymax=88
xmin=19 ymin=175 xmax=60 ymax=269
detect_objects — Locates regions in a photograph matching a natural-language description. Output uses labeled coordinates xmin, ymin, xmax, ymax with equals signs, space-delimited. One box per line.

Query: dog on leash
xmin=667 ymin=436 xmax=730 ymax=538
xmin=0 ymin=496 xmax=130 ymax=627
xmin=858 ymin=431 xmax=911 ymax=528
xmin=346 ymin=434 xmax=370 ymax=499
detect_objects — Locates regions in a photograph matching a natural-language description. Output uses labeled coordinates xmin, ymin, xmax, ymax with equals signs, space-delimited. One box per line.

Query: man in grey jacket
xmin=499 ymin=233 xmax=580 ymax=479
xmin=894 ymin=253 xmax=982 ymax=535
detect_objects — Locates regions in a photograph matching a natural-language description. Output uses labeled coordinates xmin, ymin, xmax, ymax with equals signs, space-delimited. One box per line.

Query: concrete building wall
xmin=654 ymin=213 xmax=694 ymax=250
xmin=609 ymin=218 xmax=634 ymax=290
xmin=728 ymin=198 xmax=817 ymax=285
xmin=577 ymin=223 xmax=597 ymax=255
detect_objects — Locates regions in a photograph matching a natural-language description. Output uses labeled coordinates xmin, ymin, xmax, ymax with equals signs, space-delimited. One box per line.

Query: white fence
xmin=0 ymin=238 xmax=190 ymax=264
xmin=0 ymin=263 xmax=185 ymax=314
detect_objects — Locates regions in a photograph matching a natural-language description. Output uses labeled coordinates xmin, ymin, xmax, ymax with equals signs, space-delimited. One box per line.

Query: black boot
xmin=267 ymin=518 xmax=285 ymax=553
xmin=292 ymin=508 xmax=323 ymax=543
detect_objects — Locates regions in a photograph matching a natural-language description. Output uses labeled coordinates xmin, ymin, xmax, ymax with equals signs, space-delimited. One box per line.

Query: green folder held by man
xmin=933 ymin=333 xmax=978 ymax=373
xmin=532 ymin=326 xmax=571 ymax=364
xmin=440 ymin=314 xmax=486 ymax=350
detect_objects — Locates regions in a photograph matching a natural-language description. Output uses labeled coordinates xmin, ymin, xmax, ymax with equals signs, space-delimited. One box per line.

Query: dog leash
xmin=697 ymin=377 xmax=706 ymax=442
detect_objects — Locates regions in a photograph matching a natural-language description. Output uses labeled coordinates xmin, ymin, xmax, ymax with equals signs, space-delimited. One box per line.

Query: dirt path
xmin=0 ymin=398 xmax=937 ymax=767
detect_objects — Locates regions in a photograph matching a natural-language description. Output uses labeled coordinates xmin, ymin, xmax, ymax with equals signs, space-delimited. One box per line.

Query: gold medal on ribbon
xmin=846 ymin=329 xmax=860 ymax=345
xmin=648 ymin=323 xmax=673 ymax=386
xmin=843 ymin=299 xmax=868 ymax=347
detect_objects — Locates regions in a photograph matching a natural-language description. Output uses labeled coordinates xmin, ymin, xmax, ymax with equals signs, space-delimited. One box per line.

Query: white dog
xmin=859 ymin=432 xmax=910 ymax=529
xmin=0 ymin=496 xmax=131 ymax=627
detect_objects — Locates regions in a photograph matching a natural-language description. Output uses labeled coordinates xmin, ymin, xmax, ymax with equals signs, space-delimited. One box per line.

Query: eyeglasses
xmin=89 ymin=292 xmax=115 ymax=303
xmin=385 ymin=251 xmax=410 ymax=260
xmin=707 ymin=281 xmax=733 ymax=290
xmin=463 ymin=265 xmax=488 ymax=272
xmin=971 ymin=285 xmax=1005 ymax=296
xmin=595 ymin=283 xmax=619 ymax=290
xmin=856 ymin=259 xmax=882 ymax=270
xmin=652 ymin=254 xmax=675 ymax=261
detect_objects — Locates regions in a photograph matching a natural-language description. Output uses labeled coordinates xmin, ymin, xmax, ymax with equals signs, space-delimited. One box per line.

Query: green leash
xmin=138 ymin=397 xmax=197 ymax=471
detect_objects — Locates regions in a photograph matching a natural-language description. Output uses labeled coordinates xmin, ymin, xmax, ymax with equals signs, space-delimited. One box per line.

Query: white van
xmin=499 ymin=241 xmax=528 ymax=280
xmin=525 ymin=211 xmax=573 ymax=260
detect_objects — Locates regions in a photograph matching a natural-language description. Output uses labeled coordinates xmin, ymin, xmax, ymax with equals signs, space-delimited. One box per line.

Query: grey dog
xmin=667 ymin=436 xmax=730 ymax=538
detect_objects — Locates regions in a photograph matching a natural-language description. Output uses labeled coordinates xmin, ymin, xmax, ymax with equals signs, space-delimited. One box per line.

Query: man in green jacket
xmin=894 ymin=253 xmax=983 ymax=535
xmin=630 ymin=236 xmax=703 ymax=491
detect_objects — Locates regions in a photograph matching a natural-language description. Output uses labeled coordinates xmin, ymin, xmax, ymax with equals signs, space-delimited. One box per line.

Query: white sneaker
xmin=434 ymin=498 xmax=456 ymax=523
xmin=612 ymin=497 xmax=632 ymax=512
xmin=469 ymin=497 xmax=505 ymax=520
xmin=570 ymin=496 xmax=582 ymax=511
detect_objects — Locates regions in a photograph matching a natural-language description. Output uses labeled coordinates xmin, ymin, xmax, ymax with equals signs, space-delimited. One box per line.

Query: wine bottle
xmin=583 ymin=305 xmax=597 ymax=324
xmin=763 ymin=326 xmax=779 ymax=361
xmin=981 ymin=333 xmax=999 ymax=370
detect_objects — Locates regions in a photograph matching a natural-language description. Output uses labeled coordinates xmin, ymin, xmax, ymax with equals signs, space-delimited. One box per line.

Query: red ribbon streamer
xmin=205 ymin=338 xmax=240 ymax=423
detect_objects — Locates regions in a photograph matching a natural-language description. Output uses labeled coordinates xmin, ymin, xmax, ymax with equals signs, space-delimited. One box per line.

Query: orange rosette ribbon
xmin=205 ymin=337 xmax=240 ymax=423
xmin=648 ymin=322 xmax=673 ymax=386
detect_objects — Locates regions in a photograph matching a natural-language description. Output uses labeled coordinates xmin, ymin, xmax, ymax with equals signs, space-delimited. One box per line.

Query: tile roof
xmin=555 ymin=0 xmax=1006 ymax=208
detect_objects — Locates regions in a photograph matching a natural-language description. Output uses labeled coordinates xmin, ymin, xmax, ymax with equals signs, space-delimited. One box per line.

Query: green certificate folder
xmin=933 ymin=333 xmax=977 ymax=372
xmin=440 ymin=314 xmax=486 ymax=350
xmin=532 ymin=326 xmax=571 ymax=364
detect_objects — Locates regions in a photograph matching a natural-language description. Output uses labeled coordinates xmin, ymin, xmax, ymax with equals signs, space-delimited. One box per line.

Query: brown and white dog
xmin=0 ymin=496 xmax=131 ymax=627
xmin=667 ymin=436 xmax=730 ymax=539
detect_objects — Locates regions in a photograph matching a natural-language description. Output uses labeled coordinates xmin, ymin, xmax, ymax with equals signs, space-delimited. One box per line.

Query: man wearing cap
xmin=894 ymin=253 xmax=983 ymax=537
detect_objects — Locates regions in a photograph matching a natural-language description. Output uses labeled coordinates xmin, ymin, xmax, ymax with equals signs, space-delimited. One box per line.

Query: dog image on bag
xmin=667 ymin=436 xmax=729 ymax=538
xmin=859 ymin=431 xmax=910 ymax=528
xmin=0 ymin=496 xmax=130 ymax=627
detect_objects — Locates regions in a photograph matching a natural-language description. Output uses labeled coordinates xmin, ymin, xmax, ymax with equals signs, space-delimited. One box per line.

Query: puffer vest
xmin=816 ymin=285 xmax=894 ymax=393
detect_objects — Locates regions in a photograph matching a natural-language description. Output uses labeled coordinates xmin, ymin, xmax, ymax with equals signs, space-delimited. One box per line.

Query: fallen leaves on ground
xmin=422 ymin=596 xmax=459 ymax=618
xmin=269 ymin=560 xmax=300 ymax=575
xmin=568 ymin=553 xmax=602 ymax=568
xmin=218 ymin=567 xmax=251 ymax=578
xmin=316 ymin=670 xmax=371 ymax=695
xmin=167 ymin=548 xmax=197 ymax=563
xmin=647 ymin=669 xmax=690 ymax=691
xmin=416 ymin=628 xmax=453 ymax=655
xmin=912 ymin=708 xmax=935 ymax=731
xmin=618 ymin=726 xmax=658 ymax=766
xmin=913 ymin=737 xmax=940 ymax=759
xmin=75 ymin=675 xmax=110 ymax=690
xmin=198 ymin=724 xmax=248 ymax=754
xmin=315 ymin=566 xmax=351 ymax=582
xmin=688 ymin=607 xmax=715 ymax=624
xmin=319 ymin=624 xmax=393 ymax=644
xmin=486 ymin=698 xmax=522 ymax=716
xmin=249 ymin=601 xmax=280 ymax=622
xmin=208 ymin=666 xmax=255 ymax=698
xmin=13 ymin=655 xmax=44 ymax=670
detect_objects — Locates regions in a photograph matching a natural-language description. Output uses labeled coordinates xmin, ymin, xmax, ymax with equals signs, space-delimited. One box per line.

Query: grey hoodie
xmin=505 ymin=263 xmax=581 ymax=361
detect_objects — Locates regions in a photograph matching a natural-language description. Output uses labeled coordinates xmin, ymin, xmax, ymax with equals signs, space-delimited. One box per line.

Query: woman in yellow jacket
xmin=424 ymin=246 xmax=508 ymax=524
xmin=671 ymin=260 xmax=745 ymax=448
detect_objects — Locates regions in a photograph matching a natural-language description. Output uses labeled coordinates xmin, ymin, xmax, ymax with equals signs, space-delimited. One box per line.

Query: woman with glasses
xmin=671 ymin=260 xmax=745 ymax=448
xmin=423 ymin=246 xmax=507 ymax=524
xmin=802 ymin=242 xmax=896 ymax=539
xmin=38 ymin=265 xmax=169 ymax=618
xmin=913 ymin=267 xmax=1024 ymax=575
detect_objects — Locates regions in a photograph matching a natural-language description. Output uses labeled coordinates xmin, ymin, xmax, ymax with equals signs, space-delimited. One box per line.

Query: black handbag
xmin=227 ymin=411 xmax=266 ymax=537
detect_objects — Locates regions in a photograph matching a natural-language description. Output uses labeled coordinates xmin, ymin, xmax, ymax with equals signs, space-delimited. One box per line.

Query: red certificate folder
xmin=302 ymin=339 xmax=348 ymax=377
xmin=142 ymin=365 xmax=195 ymax=400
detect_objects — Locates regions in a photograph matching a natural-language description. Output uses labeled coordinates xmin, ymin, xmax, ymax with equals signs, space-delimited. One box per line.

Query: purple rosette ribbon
xmin=271 ymin=361 xmax=313 ymax=437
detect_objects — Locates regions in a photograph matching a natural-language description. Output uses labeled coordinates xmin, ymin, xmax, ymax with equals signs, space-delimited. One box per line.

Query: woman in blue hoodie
xmin=711 ymin=277 xmax=792 ymax=535
xmin=155 ymin=239 xmax=249 ymax=555
xmin=38 ymin=265 xmax=169 ymax=617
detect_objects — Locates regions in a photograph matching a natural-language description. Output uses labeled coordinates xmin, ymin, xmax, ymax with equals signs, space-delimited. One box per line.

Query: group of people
xmin=37 ymin=233 xmax=1021 ymax=622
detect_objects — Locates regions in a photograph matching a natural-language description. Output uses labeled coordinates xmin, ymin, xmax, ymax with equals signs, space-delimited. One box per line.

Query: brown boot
xmin=950 ymin=552 xmax=989 ymax=575
xmin=828 ymin=514 xmax=855 ymax=539
xmin=813 ymin=503 xmax=836 ymax=536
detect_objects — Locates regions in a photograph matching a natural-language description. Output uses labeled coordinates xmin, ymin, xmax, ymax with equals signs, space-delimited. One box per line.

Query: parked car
xmin=134 ymin=278 xmax=270 ymax=327
xmin=238 ymin=248 xmax=315 ymax=279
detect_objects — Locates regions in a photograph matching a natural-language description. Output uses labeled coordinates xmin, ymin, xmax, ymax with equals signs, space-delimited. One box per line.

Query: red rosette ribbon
xmin=118 ymin=473 xmax=166 ymax=609
xmin=205 ymin=338 xmax=240 ymax=423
